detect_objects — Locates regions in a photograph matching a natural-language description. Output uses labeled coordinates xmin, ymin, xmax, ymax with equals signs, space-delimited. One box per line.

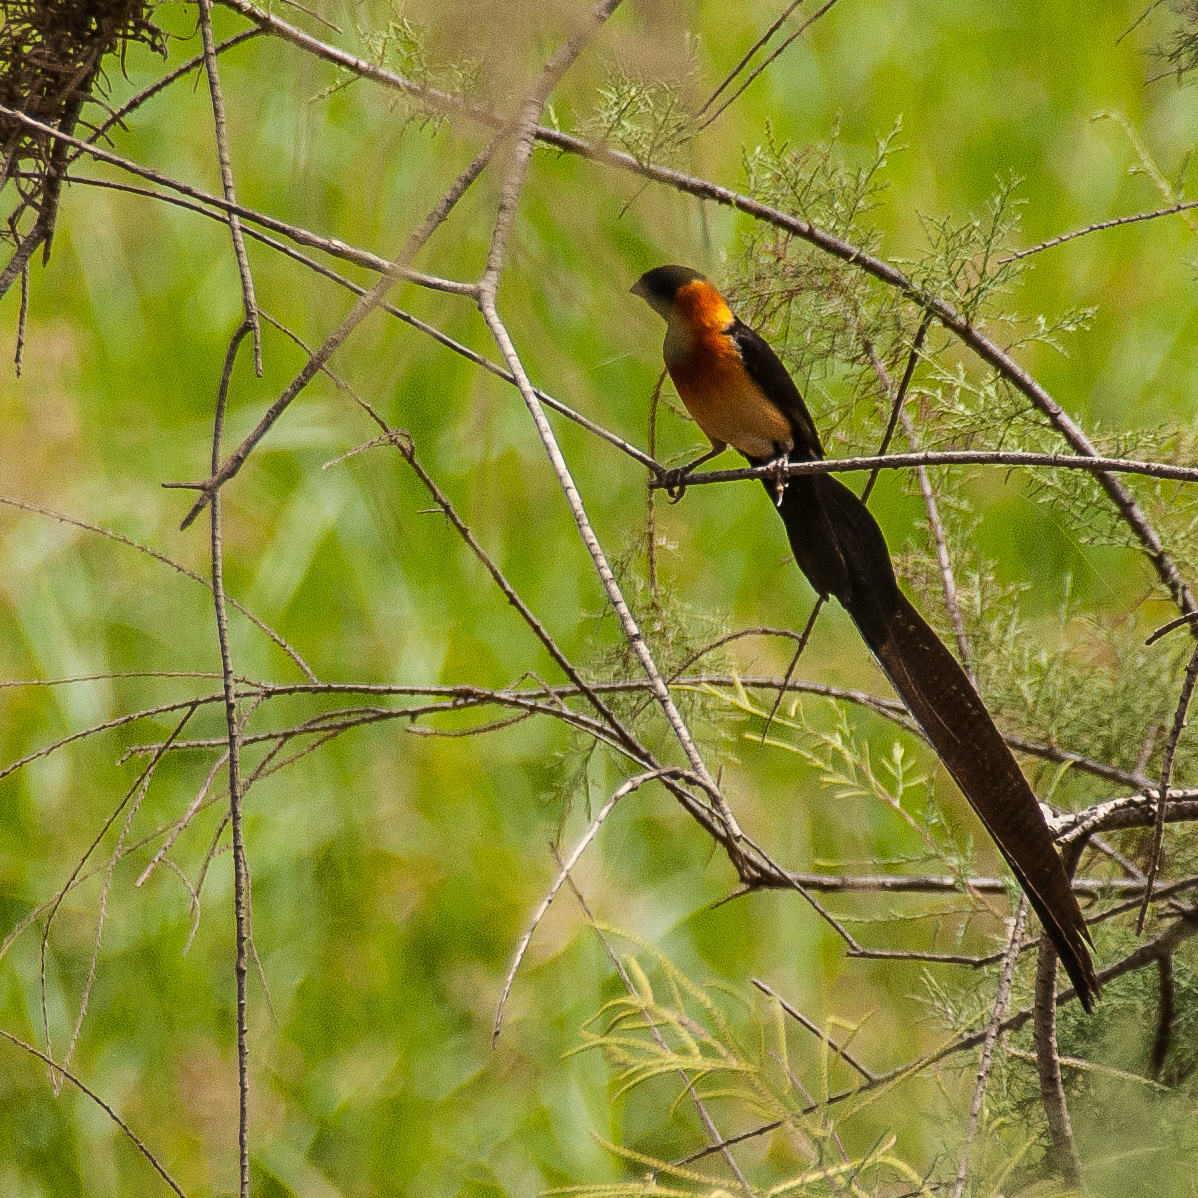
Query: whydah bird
xmin=632 ymin=264 xmax=1098 ymax=1010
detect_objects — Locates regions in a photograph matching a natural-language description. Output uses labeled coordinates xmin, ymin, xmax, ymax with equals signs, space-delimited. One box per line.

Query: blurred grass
xmin=0 ymin=0 xmax=1197 ymax=1193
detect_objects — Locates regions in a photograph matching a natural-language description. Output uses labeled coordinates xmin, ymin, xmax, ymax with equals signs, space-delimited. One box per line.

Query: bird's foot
xmin=765 ymin=453 xmax=790 ymax=506
xmin=660 ymin=467 xmax=693 ymax=503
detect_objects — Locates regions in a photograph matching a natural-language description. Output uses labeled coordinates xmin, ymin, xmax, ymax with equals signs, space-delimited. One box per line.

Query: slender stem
xmin=1139 ymin=637 xmax=1198 ymax=929
xmin=951 ymin=897 xmax=1028 ymax=1198
xmin=900 ymin=409 xmax=975 ymax=678
xmin=197 ymin=0 xmax=262 ymax=373
xmin=493 ymin=767 xmax=691 ymax=1042
xmin=649 ymin=449 xmax=1198 ymax=488
xmin=1033 ymin=840 xmax=1086 ymax=1186
xmin=474 ymin=0 xmax=741 ymax=850
xmin=0 ymin=1030 xmax=186 ymax=1197
xmin=752 ymin=978 xmax=877 ymax=1081
xmin=696 ymin=0 xmax=805 ymax=115
xmin=697 ymin=0 xmax=844 ymax=131
xmin=208 ymin=324 xmax=254 ymax=1198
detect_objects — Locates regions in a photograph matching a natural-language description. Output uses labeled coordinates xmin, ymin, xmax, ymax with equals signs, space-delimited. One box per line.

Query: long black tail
xmin=770 ymin=472 xmax=1099 ymax=1010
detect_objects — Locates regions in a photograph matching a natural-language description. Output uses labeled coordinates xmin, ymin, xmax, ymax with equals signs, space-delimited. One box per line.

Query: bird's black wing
xmin=728 ymin=319 xmax=824 ymax=460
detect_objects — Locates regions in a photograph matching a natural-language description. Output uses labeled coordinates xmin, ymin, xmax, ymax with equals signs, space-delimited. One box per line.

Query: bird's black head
xmin=630 ymin=264 xmax=708 ymax=319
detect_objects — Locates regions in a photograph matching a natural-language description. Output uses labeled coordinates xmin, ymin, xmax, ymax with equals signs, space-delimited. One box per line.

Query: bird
xmin=631 ymin=263 xmax=1099 ymax=1011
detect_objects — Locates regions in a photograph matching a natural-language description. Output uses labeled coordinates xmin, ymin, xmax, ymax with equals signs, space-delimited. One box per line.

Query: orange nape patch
xmin=672 ymin=278 xmax=735 ymax=330
xmin=665 ymin=284 xmax=794 ymax=461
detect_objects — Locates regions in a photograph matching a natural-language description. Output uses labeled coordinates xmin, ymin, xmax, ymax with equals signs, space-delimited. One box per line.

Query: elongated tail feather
xmin=772 ymin=475 xmax=1099 ymax=1011
xmin=856 ymin=590 xmax=1099 ymax=1010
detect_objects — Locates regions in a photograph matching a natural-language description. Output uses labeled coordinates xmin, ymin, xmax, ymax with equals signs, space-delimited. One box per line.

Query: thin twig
xmin=647 ymin=449 xmax=1198 ymax=489
xmin=0 ymin=494 xmax=316 ymax=680
xmin=137 ymin=751 xmax=230 ymax=887
xmin=14 ymin=257 xmax=28 ymax=374
xmin=759 ymin=597 xmax=824 ymax=742
xmin=207 ymin=323 xmax=254 ymax=1198
xmin=493 ymin=767 xmax=688 ymax=1042
xmin=951 ymin=896 xmax=1028 ymax=1198
xmin=1138 ymin=637 xmax=1198 ymax=929
xmin=174 ymin=132 xmax=496 ymax=530
xmin=77 ymin=30 xmax=262 ymax=158
xmin=646 ymin=368 xmax=667 ymax=601
xmin=1033 ymin=840 xmax=1086 ymax=1187
xmin=859 ymin=322 xmax=971 ymax=671
xmin=751 ymin=978 xmax=877 ymax=1081
xmin=900 ymin=408 xmax=974 ymax=678
xmin=999 ymin=197 xmax=1198 ymax=262
xmin=859 ymin=317 xmax=932 ymax=504
xmin=0 ymin=1030 xmax=186 ymax=1197
xmin=197 ymin=0 xmax=262 ymax=373
xmin=475 ymin=0 xmax=742 ymax=854
xmin=696 ymin=0 xmax=805 ymax=115
xmin=37 ymin=707 xmax=198 ymax=1085
xmin=0 ymin=694 xmax=222 ymax=783
xmin=697 ymin=0 xmax=844 ymax=131
xmin=1147 ymin=610 xmax=1198 ymax=645
xmin=0 ymin=110 xmax=475 ymax=298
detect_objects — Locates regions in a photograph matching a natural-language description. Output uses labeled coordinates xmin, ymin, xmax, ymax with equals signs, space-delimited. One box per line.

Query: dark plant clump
xmin=0 ymin=0 xmax=165 ymax=247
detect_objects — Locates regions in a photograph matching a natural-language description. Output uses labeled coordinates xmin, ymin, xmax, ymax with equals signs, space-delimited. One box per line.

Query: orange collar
xmin=671 ymin=279 xmax=734 ymax=332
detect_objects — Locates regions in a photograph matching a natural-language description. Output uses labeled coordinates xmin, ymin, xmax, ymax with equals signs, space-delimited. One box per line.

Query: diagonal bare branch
xmin=0 ymin=1029 xmax=185 ymax=1197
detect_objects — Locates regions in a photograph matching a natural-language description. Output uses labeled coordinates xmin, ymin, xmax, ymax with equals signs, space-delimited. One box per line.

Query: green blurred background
xmin=1 ymin=0 xmax=1197 ymax=1193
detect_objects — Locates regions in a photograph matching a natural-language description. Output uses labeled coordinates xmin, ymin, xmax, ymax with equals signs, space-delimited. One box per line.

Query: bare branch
xmin=648 ymin=449 xmax=1198 ymax=489
xmin=77 ymin=30 xmax=261 ymax=157
xmin=37 ymin=707 xmax=197 ymax=1084
xmin=1138 ymin=637 xmax=1198 ymax=928
xmin=174 ymin=134 xmax=497 ymax=530
xmin=696 ymin=0 xmax=805 ymax=116
xmin=697 ymin=0 xmax=844 ymax=131
xmin=494 ymin=767 xmax=691 ymax=1043
xmin=475 ymin=0 xmax=744 ymax=856
xmin=1000 ymin=197 xmax=1198 ymax=262
xmin=206 ymin=323 xmax=254 ymax=1198
xmin=197 ymin=0 xmax=262 ymax=373
xmin=0 ymin=1030 xmax=185 ymax=1197
xmin=951 ymin=897 xmax=1028 ymax=1198
xmin=751 ymin=977 xmax=878 ymax=1082
xmin=0 ymin=110 xmax=476 ymax=293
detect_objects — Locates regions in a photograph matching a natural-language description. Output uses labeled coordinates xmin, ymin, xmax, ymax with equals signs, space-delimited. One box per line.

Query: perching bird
xmin=632 ymin=264 xmax=1098 ymax=1011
